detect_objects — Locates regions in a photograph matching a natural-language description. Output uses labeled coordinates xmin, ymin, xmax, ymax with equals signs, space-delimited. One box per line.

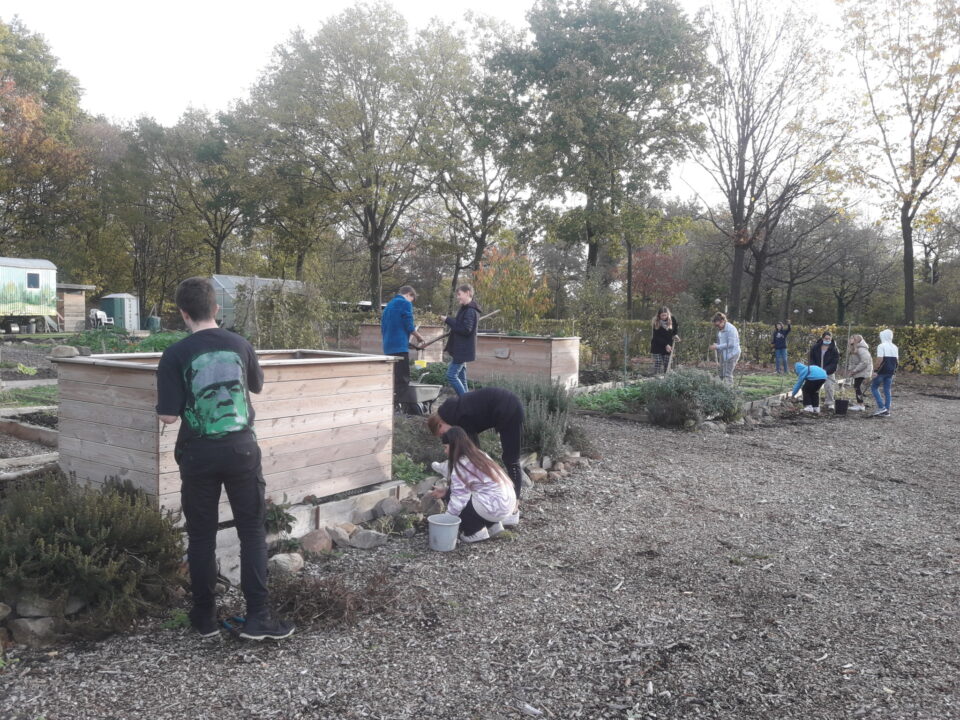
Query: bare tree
xmin=696 ymin=0 xmax=844 ymax=320
xmin=842 ymin=0 xmax=960 ymax=324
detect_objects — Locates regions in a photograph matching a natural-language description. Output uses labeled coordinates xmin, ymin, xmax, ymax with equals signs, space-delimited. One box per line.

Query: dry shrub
xmin=268 ymin=569 xmax=397 ymax=628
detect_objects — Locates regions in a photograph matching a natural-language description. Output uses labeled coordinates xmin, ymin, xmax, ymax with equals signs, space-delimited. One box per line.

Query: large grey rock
xmin=419 ymin=496 xmax=444 ymax=516
xmin=375 ymin=497 xmax=402 ymax=518
xmin=17 ymin=590 xmax=86 ymax=617
xmin=527 ymin=468 xmax=548 ymax=484
xmin=300 ymin=529 xmax=333 ymax=554
xmin=9 ymin=617 xmax=57 ymax=647
xmin=50 ymin=345 xmax=79 ymax=358
xmin=268 ymin=553 xmax=305 ymax=574
xmin=0 ymin=602 xmax=11 ymax=622
xmin=349 ymin=529 xmax=389 ymax=549
xmin=541 ymin=455 xmax=553 ymax=471
xmin=327 ymin=526 xmax=352 ymax=548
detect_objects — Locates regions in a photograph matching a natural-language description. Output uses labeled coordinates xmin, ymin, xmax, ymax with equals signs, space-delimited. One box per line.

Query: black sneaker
xmin=189 ymin=606 xmax=219 ymax=638
xmin=238 ymin=614 xmax=295 ymax=641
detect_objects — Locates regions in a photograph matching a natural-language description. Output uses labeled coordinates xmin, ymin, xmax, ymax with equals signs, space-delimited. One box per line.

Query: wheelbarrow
xmin=401 ymin=382 xmax=442 ymax=416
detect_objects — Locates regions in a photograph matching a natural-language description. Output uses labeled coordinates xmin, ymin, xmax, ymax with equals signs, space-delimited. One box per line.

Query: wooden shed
xmin=471 ymin=334 xmax=580 ymax=388
xmin=53 ymin=350 xmax=395 ymax=521
xmin=57 ymin=283 xmax=96 ymax=332
xmin=359 ymin=323 xmax=446 ymax=363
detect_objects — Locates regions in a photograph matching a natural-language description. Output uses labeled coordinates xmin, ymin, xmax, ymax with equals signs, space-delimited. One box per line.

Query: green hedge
xmin=494 ymin=316 xmax=960 ymax=374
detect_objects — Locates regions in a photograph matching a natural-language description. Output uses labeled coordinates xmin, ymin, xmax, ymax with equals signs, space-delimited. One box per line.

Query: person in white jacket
xmin=708 ymin=312 xmax=741 ymax=384
xmin=846 ymin=335 xmax=872 ymax=411
xmin=433 ymin=427 xmax=518 ymax=543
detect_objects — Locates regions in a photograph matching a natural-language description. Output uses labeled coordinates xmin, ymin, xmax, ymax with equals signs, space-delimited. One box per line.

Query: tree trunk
xmin=901 ymin=203 xmax=915 ymax=324
xmin=214 ymin=243 xmax=222 ymax=274
xmin=744 ymin=257 xmax=765 ymax=322
xmin=625 ymin=237 xmax=633 ymax=320
xmin=781 ymin=281 xmax=795 ymax=321
xmin=835 ymin=293 xmax=846 ymax=325
xmin=728 ymin=244 xmax=747 ymax=320
xmin=368 ymin=243 xmax=383 ymax=319
xmin=295 ymin=250 xmax=306 ymax=281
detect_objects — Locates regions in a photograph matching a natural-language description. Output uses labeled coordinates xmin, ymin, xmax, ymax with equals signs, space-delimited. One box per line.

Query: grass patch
xmin=0 ymin=385 xmax=58 ymax=407
xmin=735 ymin=373 xmax=794 ymax=401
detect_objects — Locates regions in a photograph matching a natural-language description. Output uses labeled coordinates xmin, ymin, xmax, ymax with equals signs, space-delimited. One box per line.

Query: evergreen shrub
xmin=487 ymin=376 xmax=571 ymax=459
xmin=0 ymin=472 xmax=185 ymax=636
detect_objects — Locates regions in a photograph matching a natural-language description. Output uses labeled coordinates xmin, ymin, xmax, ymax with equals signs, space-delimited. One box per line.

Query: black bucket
xmin=835 ymin=398 xmax=849 ymax=415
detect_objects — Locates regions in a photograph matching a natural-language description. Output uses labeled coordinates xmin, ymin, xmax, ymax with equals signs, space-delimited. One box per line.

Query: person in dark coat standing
xmin=427 ymin=386 xmax=524 ymax=526
xmin=771 ymin=320 xmax=791 ymax=374
xmin=808 ymin=330 xmax=840 ymax=409
xmin=649 ymin=306 xmax=680 ymax=374
xmin=381 ymin=285 xmax=425 ymax=411
xmin=443 ymin=283 xmax=481 ymax=396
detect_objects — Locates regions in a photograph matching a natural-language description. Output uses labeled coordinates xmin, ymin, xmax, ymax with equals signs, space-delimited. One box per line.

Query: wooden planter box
xmin=472 ymin=335 xmax=580 ymax=388
xmin=359 ymin=323 xmax=446 ymax=363
xmin=52 ymin=350 xmax=394 ymax=521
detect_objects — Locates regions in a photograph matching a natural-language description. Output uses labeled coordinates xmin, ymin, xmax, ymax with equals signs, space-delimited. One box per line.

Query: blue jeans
xmin=871 ymin=374 xmax=893 ymax=411
xmin=774 ymin=348 xmax=788 ymax=373
xmin=446 ymin=362 xmax=468 ymax=396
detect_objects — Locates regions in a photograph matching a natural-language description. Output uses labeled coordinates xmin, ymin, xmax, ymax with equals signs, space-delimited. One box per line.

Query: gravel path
xmin=1 ymin=377 xmax=958 ymax=719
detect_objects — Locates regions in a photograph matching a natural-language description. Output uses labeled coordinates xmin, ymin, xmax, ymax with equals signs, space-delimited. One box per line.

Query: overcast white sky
xmin=3 ymin=0 xmax=844 ymax=204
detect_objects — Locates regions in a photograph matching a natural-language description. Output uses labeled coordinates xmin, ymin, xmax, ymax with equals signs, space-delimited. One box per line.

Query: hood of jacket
xmin=879 ymin=329 xmax=894 ymax=344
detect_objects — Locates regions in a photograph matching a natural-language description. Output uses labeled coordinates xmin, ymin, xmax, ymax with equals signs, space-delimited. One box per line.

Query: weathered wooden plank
xmin=59 ymin=381 xmax=157 ymax=411
xmin=263 ymin=434 xmax=392 ymax=475
xmin=266 ymin=449 xmax=392 ymax=492
xmin=59 ymin=399 xmax=160 ymax=432
xmin=56 ymin=364 xmax=158 ymax=390
xmin=255 ymin=389 xmax=389 ymax=420
xmin=258 ymin=373 xmax=391 ymax=401
xmin=254 ymin=404 xmax=392 ymax=439
xmin=262 ymin=361 xmax=392 ymax=383
xmin=158 ymin=464 xmax=390 ymax=523
xmin=259 ymin=418 xmax=392 ymax=457
xmin=59 ymin=454 xmax=160 ymax=496
xmin=59 ymin=418 xmax=159 ymax=454
xmin=58 ymin=436 xmax=159 ymax=475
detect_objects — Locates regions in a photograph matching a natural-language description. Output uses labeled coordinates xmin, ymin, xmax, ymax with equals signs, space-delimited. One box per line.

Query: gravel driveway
xmin=1 ymin=376 xmax=958 ymax=719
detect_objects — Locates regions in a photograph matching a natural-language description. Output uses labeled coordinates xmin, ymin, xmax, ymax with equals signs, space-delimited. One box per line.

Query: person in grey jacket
xmin=846 ymin=334 xmax=872 ymax=411
xmin=709 ymin=312 xmax=740 ymax=384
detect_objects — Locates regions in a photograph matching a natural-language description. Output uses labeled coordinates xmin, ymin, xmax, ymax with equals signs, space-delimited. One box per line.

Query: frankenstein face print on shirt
xmin=183 ymin=350 xmax=251 ymax=437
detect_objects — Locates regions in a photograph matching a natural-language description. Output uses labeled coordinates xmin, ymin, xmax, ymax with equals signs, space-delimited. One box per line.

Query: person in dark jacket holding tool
xmin=649 ymin=306 xmax=680 ymax=374
xmin=443 ymin=284 xmax=481 ymax=396
xmin=808 ymin=330 xmax=840 ymax=410
xmin=427 ymin=386 xmax=524 ymax=527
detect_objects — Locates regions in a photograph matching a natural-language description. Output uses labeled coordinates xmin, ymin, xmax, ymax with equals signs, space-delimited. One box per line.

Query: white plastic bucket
xmin=428 ymin=513 xmax=461 ymax=551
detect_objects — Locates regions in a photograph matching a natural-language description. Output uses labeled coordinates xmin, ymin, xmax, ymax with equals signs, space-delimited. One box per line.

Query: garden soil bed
xmin=1 ymin=375 xmax=958 ymax=719
xmin=0 ymin=340 xmax=58 ymax=381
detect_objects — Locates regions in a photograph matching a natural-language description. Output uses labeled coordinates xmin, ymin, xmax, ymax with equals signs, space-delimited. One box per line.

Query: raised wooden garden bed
xmin=472 ymin=334 xmax=580 ymax=388
xmin=359 ymin=323 xmax=446 ymax=363
xmin=52 ymin=350 xmax=395 ymax=521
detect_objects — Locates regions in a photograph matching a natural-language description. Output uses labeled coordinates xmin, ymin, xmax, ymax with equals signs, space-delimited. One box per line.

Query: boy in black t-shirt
xmin=157 ymin=277 xmax=293 ymax=641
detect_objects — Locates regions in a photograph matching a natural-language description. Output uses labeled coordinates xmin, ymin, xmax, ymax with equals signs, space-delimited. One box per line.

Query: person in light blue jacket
xmin=791 ymin=361 xmax=828 ymax=414
xmin=709 ymin=312 xmax=740 ymax=384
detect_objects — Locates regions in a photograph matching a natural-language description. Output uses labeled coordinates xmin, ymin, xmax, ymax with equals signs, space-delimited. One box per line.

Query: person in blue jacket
xmin=771 ymin=320 xmax=791 ymax=374
xmin=381 ymin=286 xmax=425 ymax=410
xmin=443 ymin=283 xmax=481 ymax=396
xmin=791 ymin=361 xmax=828 ymax=414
